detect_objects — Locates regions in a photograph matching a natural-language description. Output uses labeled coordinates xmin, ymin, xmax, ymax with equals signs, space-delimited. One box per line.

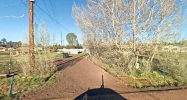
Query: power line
xmin=49 ymin=0 xmax=58 ymax=22
xmin=49 ymin=0 xmax=61 ymax=30
xmin=21 ymin=0 xmax=70 ymax=32
xmin=51 ymin=0 xmax=59 ymax=21
xmin=42 ymin=0 xmax=60 ymax=31
xmin=34 ymin=13 xmax=42 ymax=22
xmin=35 ymin=3 xmax=71 ymax=32
xmin=20 ymin=0 xmax=27 ymax=7
xmin=42 ymin=0 xmax=50 ymax=16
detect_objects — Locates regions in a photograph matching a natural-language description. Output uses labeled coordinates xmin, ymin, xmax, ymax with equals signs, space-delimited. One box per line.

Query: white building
xmin=57 ymin=48 xmax=85 ymax=54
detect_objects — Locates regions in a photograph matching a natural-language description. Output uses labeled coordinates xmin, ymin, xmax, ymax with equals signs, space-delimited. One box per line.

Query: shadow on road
xmin=74 ymin=88 xmax=127 ymax=100
xmin=45 ymin=56 xmax=83 ymax=82
xmin=74 ymin=75 xmax=127 ymax=100
xmin=56 ymin=56 xmax=83 ymax=71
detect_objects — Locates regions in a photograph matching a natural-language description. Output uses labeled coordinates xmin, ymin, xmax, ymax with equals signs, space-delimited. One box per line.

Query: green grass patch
xmin=0 ymin=55 xmax=9 ymax=63
xmin=129 ymin=80 xmax=143 ymax=88
xmin=90 ymin=54 xmax=187 ymax=88
xmin=0 ymin=52 xmax=11 ymax=74
xmin=0 ymin=60 xmax=21 ymax=74
xmin=0 ymin=72 xmax=58 ymax=99
xmin=0 ymin=51 xmax=10 ymax=55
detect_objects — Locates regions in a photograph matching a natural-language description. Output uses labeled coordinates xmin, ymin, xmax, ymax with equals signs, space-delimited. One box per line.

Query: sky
xmin=0 ymin=0 xmax=87 ymax=45
xmin=0 ymin=0 xmax=187 ymax=46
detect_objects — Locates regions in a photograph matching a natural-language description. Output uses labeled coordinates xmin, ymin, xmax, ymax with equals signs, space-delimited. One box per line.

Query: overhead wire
xmin=43 ymin=0 xmax=60 ymax=31
xmin=44 ymin=0 xmax=64 ymax=45
xmin=20 ymin=0 xmax=27 ymax=7
xmin=20 ymin=0 xmax=71 ymax=32
xmin=49 ymin=0 xmax=61 ymax=30
xmin=35 ymin=3 xmax=71 ymax=32
xmin=52 ymin=0 xmax=59 ymax=21
xmin=42 ymin=0 xmax=51 ymax=17
xmin=49 ymin=0 xmax=58 ymax=22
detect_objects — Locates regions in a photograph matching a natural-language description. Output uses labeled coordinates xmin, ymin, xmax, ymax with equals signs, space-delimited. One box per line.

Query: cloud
xmin=0 ymin=14 xmax=25 ymax=19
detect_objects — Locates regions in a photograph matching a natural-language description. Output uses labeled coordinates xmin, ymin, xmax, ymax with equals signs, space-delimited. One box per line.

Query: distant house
xmin=6 ymin=42 xmax=19 ymax=50
xmin=0 ymin=47 xmax=7 ymax=51
xmin=172 ymin=46 xmax=180 ymax=52
xmin=57 ymin=48 xmax=85 ymax=54
xmin=162 ymin=45 xmax=187 ymax=53
xmin=16 ymin=46 xmax=29 ymax=55
xmin=162 ymin=45 xmax=180 ymax=52
xmin=180 ymin=47 xmax=187 ymax=52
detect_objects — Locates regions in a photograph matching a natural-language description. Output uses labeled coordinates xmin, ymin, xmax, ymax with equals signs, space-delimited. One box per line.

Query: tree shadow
xmin=45 ymin=56 xmax=83 ymax=82
xmin=56 ymin=56 xmax=83 ymax=71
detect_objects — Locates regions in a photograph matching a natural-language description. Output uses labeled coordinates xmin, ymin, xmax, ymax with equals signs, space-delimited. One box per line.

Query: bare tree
xmin=17 ymin=22 xmax=56 ymax=76
xmin=72 ymin=0 xmax=186 ymax=75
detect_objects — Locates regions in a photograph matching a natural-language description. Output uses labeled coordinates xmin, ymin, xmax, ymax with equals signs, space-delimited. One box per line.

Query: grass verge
xmin=89 ymin=56 xmax=186 ymax=88
xmin=0 ymin=71 xmax=59 ymax=100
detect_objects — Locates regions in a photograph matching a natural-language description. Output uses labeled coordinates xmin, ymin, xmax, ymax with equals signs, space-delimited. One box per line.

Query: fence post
xmin=164 ymin=66 xmax=166 ymax=82
xmin=9 ymin=75 xmax=14 ymax=96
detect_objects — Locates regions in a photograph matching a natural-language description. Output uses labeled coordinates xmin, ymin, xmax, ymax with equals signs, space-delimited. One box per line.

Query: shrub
xmin=156 ymin=52 xmax=187 ymax=84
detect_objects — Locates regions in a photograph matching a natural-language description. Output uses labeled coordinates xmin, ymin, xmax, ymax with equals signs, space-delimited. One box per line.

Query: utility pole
xmin=29 ymin=0 xmax=35 ymax=72
xmin=61 ymin=32 xmax=62 ymax=46
xmin=53 ymin=33 xmax=55 ymax=46
xmin=63 ymin=39 xmax=64 ymax=46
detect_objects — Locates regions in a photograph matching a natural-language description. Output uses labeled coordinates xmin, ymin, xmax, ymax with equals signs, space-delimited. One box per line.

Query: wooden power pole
xmin=29 ymin=0 xmax=35 ymax=72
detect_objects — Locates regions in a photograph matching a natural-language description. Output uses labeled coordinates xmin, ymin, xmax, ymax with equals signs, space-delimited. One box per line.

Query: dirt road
xmin=22 ymin=57 xmax=187 ymax=100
